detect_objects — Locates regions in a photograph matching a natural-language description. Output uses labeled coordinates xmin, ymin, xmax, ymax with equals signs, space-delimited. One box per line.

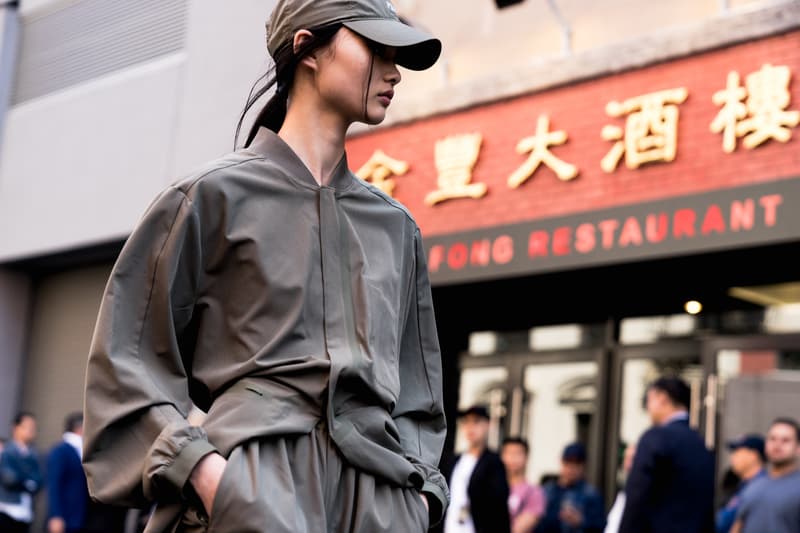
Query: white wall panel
xmin=170 ymin=0 xmax=277 ymax=176
xmin=0 ymin=55 xmax=185 ymax=261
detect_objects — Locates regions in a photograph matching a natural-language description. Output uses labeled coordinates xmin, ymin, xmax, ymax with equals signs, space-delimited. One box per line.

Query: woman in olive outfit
xmin=82 ymin=1 xmax=448 ymax=531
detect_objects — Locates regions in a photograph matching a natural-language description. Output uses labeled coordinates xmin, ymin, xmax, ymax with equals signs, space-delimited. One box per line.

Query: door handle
xmin=488 ymin=388 xmax=505 ymax=450
xmin=509 ymin=386 xmax=523 ymax=437
xmin=704 ymin=374 xmax=718 ymax=450
xmin=689 ymin=378 xmax=701 ymax=429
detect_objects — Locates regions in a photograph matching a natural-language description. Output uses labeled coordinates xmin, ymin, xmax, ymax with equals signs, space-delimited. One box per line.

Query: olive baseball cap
xmin=266 ymin=0 xmax=442 ymax=71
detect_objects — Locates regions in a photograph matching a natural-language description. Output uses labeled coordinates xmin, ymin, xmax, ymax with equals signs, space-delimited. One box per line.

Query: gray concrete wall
xmin=0 ymin=268 xmax=32 ymax=439
xmin=21 ymin=263 xmax=112 ymax=450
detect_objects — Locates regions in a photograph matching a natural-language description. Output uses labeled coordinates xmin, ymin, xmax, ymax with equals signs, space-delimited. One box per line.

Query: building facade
xmin=0 ymin=0 xmax=799 ymax=523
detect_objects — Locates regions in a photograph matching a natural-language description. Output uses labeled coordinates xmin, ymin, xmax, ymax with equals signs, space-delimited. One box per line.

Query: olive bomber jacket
xmin=82 ymin=128 xmax=450 ymax=525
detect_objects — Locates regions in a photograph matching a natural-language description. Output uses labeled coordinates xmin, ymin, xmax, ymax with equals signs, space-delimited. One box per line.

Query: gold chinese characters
xmin=601 ymin=88 xmax=689 ymax=173
xmin=355 ymin=150 xmax=410 ymax=196
xmin=508 ymin=115 xmax=579 ymax=187
xmin=425 ymin=133 xmax=489 ymax=206
xmin=711 ymin=64 xmax=800 ymax=153
xmin=353 ymin=63 xmax=797 ymax=206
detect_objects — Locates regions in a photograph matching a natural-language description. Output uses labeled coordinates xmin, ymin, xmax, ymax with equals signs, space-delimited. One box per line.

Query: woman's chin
xmin=362 ymin=108 xmax=389 ymax=126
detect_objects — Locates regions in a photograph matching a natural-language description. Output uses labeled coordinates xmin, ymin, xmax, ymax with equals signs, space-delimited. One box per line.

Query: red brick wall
xmin=740 ymin=350 xmax=778 ymax=374
xmin=346 ymin=31 xmax=800 ymax=238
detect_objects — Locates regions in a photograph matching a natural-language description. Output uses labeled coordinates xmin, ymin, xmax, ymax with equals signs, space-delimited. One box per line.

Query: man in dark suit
xmin=436 ymin=405 xmax=510 ymax=533
xmin=46 ymin=412 xmax=88 ymax=533
xmin=619 ymin=376 xmax=715 ymax=533
xmin=46 ymin=412 xmax=127 ymax=533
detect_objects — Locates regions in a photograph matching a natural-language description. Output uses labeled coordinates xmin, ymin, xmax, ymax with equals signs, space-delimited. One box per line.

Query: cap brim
xmin=727 ymin=440 xmax=744 ymax=450
xmin=343 ymin=19 xmax=442 ymax=71
xmin=457 ymin=409 xmax=489 ymax=419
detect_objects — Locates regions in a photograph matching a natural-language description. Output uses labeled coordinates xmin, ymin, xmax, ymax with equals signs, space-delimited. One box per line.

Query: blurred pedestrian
xmin=81 ymin=1 xmax=447 ymax=532
xmin=716 ymin=434 xmax=767 ymax=533
xmin=730 ymin=417 xmax=800 ymax=533
xmin=439 ymin=405 xmax=510 ymax=533
xmin=0 ymin=412 xmax=42 ymax=533
xmin=501 ymin=437 xmax=545 ymax=533
xmin=604 ymin=443 xmax=636 ymax=533
xmin=46 ymin=412 xmax=88 ymax=533
xmin=536 ymin=442 xmax=605 ymax=533
xmin=618 ymin=376 xmax=715 ymax=533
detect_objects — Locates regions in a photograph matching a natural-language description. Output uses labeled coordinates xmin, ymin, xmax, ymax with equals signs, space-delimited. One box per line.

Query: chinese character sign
xmin=349 ymin=57 xmax=797 ymax=213
xmin=507 ymin=114 xmax=578 ymax=188
xmin=711 ymin=64 xmax=800 ymax=152
xmin=425 ymin=133 xmax=488 ymax=206
xmin=355 ymin=150 xmax=409 ymax=197
xmin=601 ymin=88 xmax=689 ymax=172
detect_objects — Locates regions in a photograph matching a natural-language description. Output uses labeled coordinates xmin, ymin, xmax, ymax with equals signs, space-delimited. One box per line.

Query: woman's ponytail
xmin=235 ymin=24 xmax=342 ymax=149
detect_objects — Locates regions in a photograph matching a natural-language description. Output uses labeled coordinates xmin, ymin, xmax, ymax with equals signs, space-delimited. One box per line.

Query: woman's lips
xmin=378 ymin=90 xmax=394 ymax=106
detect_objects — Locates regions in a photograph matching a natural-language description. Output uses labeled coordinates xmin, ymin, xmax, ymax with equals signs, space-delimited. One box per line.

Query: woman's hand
xmin=189 ymin=452 xmax=228 ymax=515
xmin=48 ymin=517 xmax=66 ymax=533
xmin=420 ymin=492 xmax=429 ymax=512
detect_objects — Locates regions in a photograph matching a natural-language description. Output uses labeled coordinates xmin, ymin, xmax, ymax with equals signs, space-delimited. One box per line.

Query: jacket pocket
xmin=206 ymin=446 xmax=240 ymax=531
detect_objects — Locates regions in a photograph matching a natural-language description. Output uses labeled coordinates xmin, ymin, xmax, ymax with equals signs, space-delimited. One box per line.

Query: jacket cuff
xmin=143 ymin=423 xmax=218 ymax=501
xmin=421 ymin=480 xmax=448 ymax=527
xmin=162 ymin=438 xmax=217 ymax=496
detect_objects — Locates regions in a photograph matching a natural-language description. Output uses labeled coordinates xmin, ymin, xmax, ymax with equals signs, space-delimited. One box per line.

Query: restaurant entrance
xmin=452 ymin=316 xmax=800 ymax=508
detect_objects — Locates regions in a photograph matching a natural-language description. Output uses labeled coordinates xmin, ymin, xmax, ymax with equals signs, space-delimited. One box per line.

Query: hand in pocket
xmin=189 ymin=452 xmax=228 ymax=516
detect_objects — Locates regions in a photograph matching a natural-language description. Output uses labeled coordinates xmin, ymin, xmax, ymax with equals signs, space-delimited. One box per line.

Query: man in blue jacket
xmin=619 ymin=376 xmax=715 ymax=533
xmin=46 ymin=412 xmax=88 ymax=533
xmin=715 ymin=434 xmax=767 ymax=533
xmin=536 ymin=442 xmax=606 ymax=533
xmin=0 ymin=412 xmax=42 ymax=533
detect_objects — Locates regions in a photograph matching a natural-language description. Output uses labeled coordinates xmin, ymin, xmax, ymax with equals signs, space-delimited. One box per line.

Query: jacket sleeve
xmin=618 ymin=429 xmax=660 ymax=533
xmin=82 ymin=186 xmax=217 ymax=507
xmin=0 ymin=447 xmax=41 ymax=494
xmin=485 ymin=455 xmax=511 ymax=533
xmin=393 ymin=226 xmax=450 ymax=526
xmin=581 ymin=488 xmax=606 ymax=532
xmin=46 ymin=447 xmax=66 ymax=520
xmin=0 ymin=450 xmax=22 ymax=490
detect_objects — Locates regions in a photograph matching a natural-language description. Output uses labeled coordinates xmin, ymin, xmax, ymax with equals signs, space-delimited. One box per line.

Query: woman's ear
xmin=293 ymin=29 xmax=318 ymax=70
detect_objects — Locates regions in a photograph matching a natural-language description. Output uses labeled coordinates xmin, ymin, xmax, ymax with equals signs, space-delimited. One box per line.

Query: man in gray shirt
xmin=731 ymin=417 xmax=800 ymax=533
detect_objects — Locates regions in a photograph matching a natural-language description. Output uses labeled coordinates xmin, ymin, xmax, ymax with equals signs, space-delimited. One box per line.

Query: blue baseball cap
xmin=727 ymin=434 xmax=765 ymax=460
xmin=562 ymin=442 xmax=587 ymax=463
xmin=728 ymin=433 xmax=766 ymax=459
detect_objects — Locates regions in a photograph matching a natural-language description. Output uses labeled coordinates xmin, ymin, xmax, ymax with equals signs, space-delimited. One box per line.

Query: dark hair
xmin=648 ymin=376 xmax=691 ymax=410
xmin=235 ymin=24 xmax=343 ymax=149
xmin=64 ymin=412 xmax=84 ymax=434
xmin=13 ymin=412 xmax=34 ymax=427
xmin=770 ymin=417 xmax=800 ymax=441
xmin=502 ymin=436 xmax=529 ymax=454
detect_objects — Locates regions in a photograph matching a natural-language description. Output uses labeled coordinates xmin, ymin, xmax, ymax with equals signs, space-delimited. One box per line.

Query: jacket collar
xmin=663 ymin=411 xmax=690 ymax=426
xmin=246 ymin=127 xmax=354 ymax=191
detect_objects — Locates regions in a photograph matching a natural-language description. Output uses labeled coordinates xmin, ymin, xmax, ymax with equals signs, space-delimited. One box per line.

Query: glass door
xmin=456 ymin=365 xmax=509 ymax=452
xmin=457 ymin=348 xmax=606 ymax=488
xmin=518 ymin=358 xmax=601 ymax=487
